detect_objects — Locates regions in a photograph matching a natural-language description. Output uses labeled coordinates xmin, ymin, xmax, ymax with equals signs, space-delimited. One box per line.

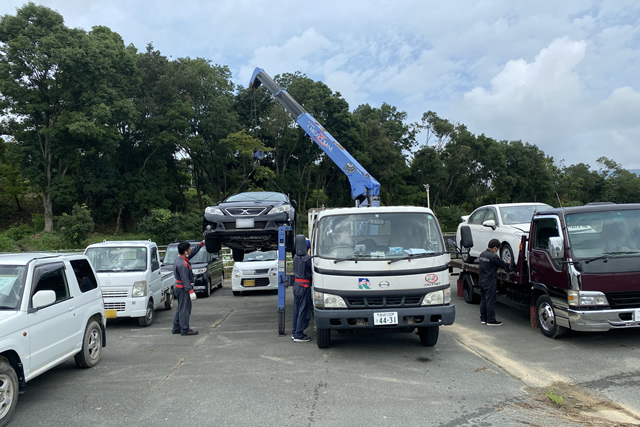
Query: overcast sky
xmin=2 ymin=0 xmax=639 ymax=169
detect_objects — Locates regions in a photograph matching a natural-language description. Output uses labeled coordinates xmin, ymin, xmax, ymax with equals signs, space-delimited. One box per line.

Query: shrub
xmin=31 ymin=232 xmax=65 ymax=251
xmin=138 ymin=208 xmax=181 ymax=245
xmin=434 ymin=206 xmax=466 ymax=233
xmin=6 ymin=223 xmax=34 ymax=240
xmin=0 ymin=234 xmax=16 ymax=252
xmin=32 ymin=213 xmax=45 ymax=231
xmin=57 ymin=204 xmax=95 ymax=246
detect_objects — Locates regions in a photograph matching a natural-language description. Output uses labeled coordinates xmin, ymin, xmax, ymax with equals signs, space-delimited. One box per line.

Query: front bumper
xmin=314 ymin=305 xmax=455 ymax=329
xmin=566 ymin=307 xmax=640 ymax=332
xmin=231 ymin=275 xmax=278 ymax=291
xmin=193 ymin=274 xmax=209 ymax=293
xmin=102 ymin=297 xmax=148 ymax=318
xmin=203 ymin=212 xmax=290 ymax=235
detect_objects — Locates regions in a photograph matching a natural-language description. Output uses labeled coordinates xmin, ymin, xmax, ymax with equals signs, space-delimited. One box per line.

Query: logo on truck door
xmin=425 ymin=274 xmax=439 ymax=284
xmin=358 ymin=278 xmax=371 ymax=289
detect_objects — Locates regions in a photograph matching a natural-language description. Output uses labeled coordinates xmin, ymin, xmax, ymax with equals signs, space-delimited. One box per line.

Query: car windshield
xmin=85 ymin=247 xmax=147 ymax=272
xmin=0 ymin=265 xmax=26 ymax=310
xmin=163 ymin=245 xmax=179 ymax=266
xmin=567 ymin=210 xmax=640 ymax=259
xmin=316 ymin=212 xmax=444 ymax=260
xmin=189 ymin=245 xmax=208 ymax=263
xmin=501 ymin=205 xmax=552 ymax=225
xmin=243 ymin=250 xmax=277 ymax=261
xmin=225 ymin=192 xmax=287 ymax=203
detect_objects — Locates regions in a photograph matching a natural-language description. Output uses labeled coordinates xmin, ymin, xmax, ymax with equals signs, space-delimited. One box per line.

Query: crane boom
xmin=250 ymin=67 xmax=380 ymax=207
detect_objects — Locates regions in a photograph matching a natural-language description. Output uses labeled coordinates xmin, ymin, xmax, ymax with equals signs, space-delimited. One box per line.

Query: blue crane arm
xmin=250 ymin=68 xmax=380 ymax=207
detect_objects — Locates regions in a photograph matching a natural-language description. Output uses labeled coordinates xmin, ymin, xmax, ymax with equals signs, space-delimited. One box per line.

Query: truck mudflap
xmin=565 ymin=307 xmax=640 ymax=332
xmin=314 ymin=305 xmax=455 ymax=329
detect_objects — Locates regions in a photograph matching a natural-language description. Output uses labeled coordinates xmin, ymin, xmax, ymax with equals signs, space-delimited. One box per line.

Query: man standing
xmin=291 ymin=238 xmax=313 ymax=342
xmin=478 ymin=239 xmax=511 ymax=326
xmin=171 ymin=241 xmax=203 ymax=336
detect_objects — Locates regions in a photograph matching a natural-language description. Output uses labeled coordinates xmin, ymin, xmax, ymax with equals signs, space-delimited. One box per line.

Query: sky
xmin=2 ymin=0 xmax=640 ymax=170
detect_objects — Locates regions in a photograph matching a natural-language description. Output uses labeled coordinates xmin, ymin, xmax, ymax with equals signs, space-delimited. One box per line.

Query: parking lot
xmin=9 ymin=280 xmax=640 ymax=426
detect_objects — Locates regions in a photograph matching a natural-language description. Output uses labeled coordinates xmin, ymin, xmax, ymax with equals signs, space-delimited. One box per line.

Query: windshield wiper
xmin=603 ymin=250 xmax=640 ymax=255
xmin=334 ymin=254 xmax=369 ymax=264
xmin=583 ymin=256 xmax=609 ymax=264
xmin=388 ymin=252 xmax=435 ymax=264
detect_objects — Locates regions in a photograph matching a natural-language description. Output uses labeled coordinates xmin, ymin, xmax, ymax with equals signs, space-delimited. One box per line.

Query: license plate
xmin=104 ymin=309 xmax=118 ymax=319
xmin=373 ymin=311 xmax=398 ymax=326
xmin=236 ymin=218 xmax=255 ymax=228
xmin=635 ymin=309 xmax=640 ymax=321
xmin=244 ymin=280 xmax=255 ymax=287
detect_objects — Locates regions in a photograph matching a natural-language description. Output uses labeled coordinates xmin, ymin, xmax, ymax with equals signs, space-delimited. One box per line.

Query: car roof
xmin=85 ymin=240 xmax=156 ymax=248
xmin=0 ymin=252 xmax=76 ymax=265
xmin=476 ymin=203 xmax=551 ymax=209
xmin=536 ymin=203 xmax=640 ymax=216
xmin=316 ymin=206 xmax=435 ymax=220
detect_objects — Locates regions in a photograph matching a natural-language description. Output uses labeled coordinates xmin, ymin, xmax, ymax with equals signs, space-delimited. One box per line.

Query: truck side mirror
xmin=460 ymin=226 xmax=474 ymax=249
xmin=295 ymin=234 xmax=307 ymax=256
xmin=482 ymin=219 xmax=496 ymax=230
xmin=33 ymin=290 xmax=56 ymax=309
xmin=548 ymin=236 xmax=564 ymax=259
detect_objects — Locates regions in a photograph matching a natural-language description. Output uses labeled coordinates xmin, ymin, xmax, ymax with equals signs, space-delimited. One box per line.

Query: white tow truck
xmin=84 ymin=240 xmax=175 ymax=326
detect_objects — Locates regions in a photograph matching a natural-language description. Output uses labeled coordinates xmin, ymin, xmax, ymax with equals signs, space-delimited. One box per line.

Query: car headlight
xmin=268 ymin=205 xmax=291 ymax=214
xmin=205 ymin=207 xmax=224 ymax=215
xmin=132 ymin=281 xmax=147 ymax=297
xmin=192 ymin=268 xmax=207 ymax=275
xmin=269 ymin=266 xmax=278 ymax=277
xmin=422 ymin=290 xmax=444 ymax=305
xmin=313 ymin=291 xmax=347 ymax=308
xmin=232 ymin=266 xmax=240 ymax=278
xmin=568 ymin=290 xmax=609 ymax=307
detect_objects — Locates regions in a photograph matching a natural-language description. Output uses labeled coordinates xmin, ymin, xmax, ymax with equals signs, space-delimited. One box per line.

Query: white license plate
xmin=236 ymin=218 xmax=255 ymax=228
xmin=373 ymin=312 xmax=398 ymax=326
xmin=635 ymin=309 xmax=640 ymax=321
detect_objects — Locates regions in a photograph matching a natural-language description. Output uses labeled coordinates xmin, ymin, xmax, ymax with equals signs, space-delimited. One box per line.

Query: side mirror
xmin=548 ymin=236 xmax=564 ymax=259
xmin=290 ymin=200 xmax=297 ymax=208
xmin=482 ymin=219 xmax=496 ymax=230
xmin=33 ymin=290 xmax=56 ymax=309
xmin=460 ymin=226 xmax=474 ymax=249
xmin=295 ymin=234 xmax=307 ymax=256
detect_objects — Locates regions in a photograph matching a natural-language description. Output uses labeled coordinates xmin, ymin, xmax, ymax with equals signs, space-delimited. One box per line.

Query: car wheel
xmin=205 ymin=238 xmax=221 ymax=254
xmin=316 ymin=328 xmax=331 ymax=348
xmin=501 ymin=243 xmax=515 ymax=266
xmin=232 ymin=249 xmax=244 ymax=262
xmin=0 ymin=358 xmax=19 ymax=426
xmin=164 ymin=289 xmax=174 ymax=310
xmin=417 ymin=326 xmax=439 ymax=346
xmin=218 ymin=271 xmax=224 ymax=288
xmin=461 ymin=241 xmax=475 ymax=263
xmin=462 ymin=275 xmax=480 ymax=304
xmin=232 ymin=291 xmax=242 ymax=297
xmin=536 ymin=295 xmax=567 ymax=339
xmin=138 ymin=300 xmax=154 ymax=327
xmin=74 ymin=320 xmax=103 ymax=368
xmin=202 ymin=278 xmax=211 ymax=298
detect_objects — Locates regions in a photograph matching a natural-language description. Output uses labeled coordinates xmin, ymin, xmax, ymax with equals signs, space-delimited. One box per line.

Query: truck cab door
xmin=529 ymin=217 xmax=566 ymax=293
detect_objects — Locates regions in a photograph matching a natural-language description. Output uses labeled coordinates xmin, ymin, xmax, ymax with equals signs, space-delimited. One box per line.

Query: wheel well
xmin=87 ymin=313 xmax=106 ymax=347
xmin=1 ymin=350 xmax=26 ymax=391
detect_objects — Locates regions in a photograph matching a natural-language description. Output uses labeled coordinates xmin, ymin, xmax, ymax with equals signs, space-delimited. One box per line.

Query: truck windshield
xmin=85 ymin=247 xmax=148 ymax=272
xmin=566 ymin=210 xmax=640 ymax=259
xmin=0 ymin=265 xmax=25 ymax=310
xmin=316 ymin=213 xmax=444 ymax=260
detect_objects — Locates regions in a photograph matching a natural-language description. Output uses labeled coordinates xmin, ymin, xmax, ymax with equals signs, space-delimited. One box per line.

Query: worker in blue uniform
xmin=171 ymin=241 xmax=203 ymax=336
xmin=291 ymin=238 xmax=313 ymax=342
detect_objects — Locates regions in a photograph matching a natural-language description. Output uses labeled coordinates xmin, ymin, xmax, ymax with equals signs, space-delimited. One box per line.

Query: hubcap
xmin=538 ymin=303 xmax=555 ymax=332
xmin=0 ymin=373 xmax=15 ymax=418
xmin=88 ymin=328 xmax=100 ymax=360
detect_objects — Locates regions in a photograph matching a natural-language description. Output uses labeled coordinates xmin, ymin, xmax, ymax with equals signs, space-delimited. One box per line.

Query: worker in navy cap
xmin=291 ymin=237 xmax=313 ymax=342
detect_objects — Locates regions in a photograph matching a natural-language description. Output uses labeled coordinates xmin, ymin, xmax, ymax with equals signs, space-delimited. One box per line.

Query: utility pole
xmin=423 ymin=184 xmax=431 ymax=210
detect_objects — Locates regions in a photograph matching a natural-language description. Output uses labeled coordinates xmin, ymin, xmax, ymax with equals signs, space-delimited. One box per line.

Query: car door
xmin=149 ymin=247 xmax=162 ymax=302
xmin=467 ymin=209 xmax=487 ymax=257
xmin=481 ymin=207 xmax=499 ymax=250
xmin=27 ymin=261 xmax=79 ymax=373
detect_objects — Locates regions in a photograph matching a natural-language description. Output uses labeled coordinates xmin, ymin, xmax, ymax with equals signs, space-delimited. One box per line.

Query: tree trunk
xmin=43 ymin=191 xmax=54 ymax=232
xmin=13 ymin=195 xmax=22 ymax=211
xmin=115 ymin=207 xmax=123 ymax=234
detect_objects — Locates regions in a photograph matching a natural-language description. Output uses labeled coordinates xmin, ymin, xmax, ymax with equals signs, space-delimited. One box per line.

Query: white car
xmin=231 ymin=250 xmax=278 ymax=296
xmin=456 ymin=203 xmax=552 ymax=265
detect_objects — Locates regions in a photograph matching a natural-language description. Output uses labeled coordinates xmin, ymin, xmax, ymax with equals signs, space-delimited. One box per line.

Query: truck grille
xmin=606 ymin=292 xmax=640 ymax=309
xmin=104 ymin=302 xmax=126 ymax=311
xmin=102 ymin=290 xmax=128 ymax=298
xmin=346 ymin=295 xmax=422 ymax=308
xmin=225 ymin=207 xmax=267 ymax=216
xmin=242 ymin=278 xmax=271 ymax=287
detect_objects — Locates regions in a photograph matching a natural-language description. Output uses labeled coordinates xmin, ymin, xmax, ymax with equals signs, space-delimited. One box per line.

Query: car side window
xmin=70 ymin=259 xmax=98 ymax=293
xmin=468 ymin=209 xmax=486 ymax=225
xmin=484 ymin=209 xmax=497 ymax=223
xmin=32 ymin=262 xmax=70 ymax=305
xmin=151 ymin=248 xmax=160 ymax=272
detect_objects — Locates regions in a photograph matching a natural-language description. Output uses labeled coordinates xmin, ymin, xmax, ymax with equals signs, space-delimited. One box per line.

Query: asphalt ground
xmin=8 ymin=279 xmax=640 ymax=426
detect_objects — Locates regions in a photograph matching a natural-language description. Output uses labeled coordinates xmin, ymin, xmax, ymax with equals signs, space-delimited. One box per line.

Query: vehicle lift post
xmin=277 ymin=225 xmax=291 ymax=336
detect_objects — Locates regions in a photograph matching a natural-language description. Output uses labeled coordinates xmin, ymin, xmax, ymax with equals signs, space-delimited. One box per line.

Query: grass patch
xmin=546 ymin=388 xmax=564 ymax=406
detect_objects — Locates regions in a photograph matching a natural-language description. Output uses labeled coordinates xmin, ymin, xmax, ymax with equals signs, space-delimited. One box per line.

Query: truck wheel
xmin=462 ymin=275 xmax=481 ymax=304
xmin=316 ymin=328 xmax=331 ymax=349
xmin=501 ymin=244 xmax=514 ymax=266
xmin=205 ymin=238 xmax=221 ymax=254
xmin=461 ymin=242 xmax=475 ymax=263
xmin=164 ymin=289 xmax=174 ymax=310
xmin=232 ymin=249 xmax=244 ymax=262
xmin=138 ymin=300 xmax=155 ymax=327
xmin=74 ymin=321 xmax=103 ymax=368
xmin=0 ymin=358 xmax=19 ymax=426
xmin=536 ymin=295 xmax=567 ymax=339
xmin=418 ymin=326 xmax=439 ymax=346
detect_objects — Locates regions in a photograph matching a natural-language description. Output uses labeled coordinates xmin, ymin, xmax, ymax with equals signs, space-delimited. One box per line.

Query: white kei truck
xmin=84 ymin=240 xmax=175 ymax=326
xmin=0 ymin=253 xmax=106 ymax=426
xmin=309 ymin=206 xmax=455 ymax=348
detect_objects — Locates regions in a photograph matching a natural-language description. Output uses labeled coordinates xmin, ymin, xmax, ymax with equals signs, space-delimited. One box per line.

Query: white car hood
xmin=235 ymin=260 xmax=277 ymax=271
xmin=0 ymin=310 xmax=23 ymax=336
xmin=506 ymin=222 xmax=532 ymax=233
xmin=95 ymin=271 xmax=145 ymax=287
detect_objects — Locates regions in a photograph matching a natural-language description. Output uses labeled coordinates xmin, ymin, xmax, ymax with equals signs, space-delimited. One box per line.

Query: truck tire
xmin=316 ymin=328 xmax=331 ymax=348
xmin=0 ymin=358 xmax=19 ymax=426
xmin=418 ymin=326 xmax=439 ymax=346
xmin=462 ymin=275 xmax=481 ymax=304
xmin=74 ymin=320 xmax=103 ymax=368
xmin=138 ymin=300 xmax=155 ymax=327
xmin=461 ymin=242 xmax=475 ymax=263
xmin=501 ymin=243 xmax=514 ymax=266
xmin=536 ymin=295 xmax=567 ymax=339
xmin=205 ymin=238 xmax=221 ymax=254
xmin=164 ymin=289 xmax=174 ymax=310
xmin=232 ymin=249 xmax=244 ymax=262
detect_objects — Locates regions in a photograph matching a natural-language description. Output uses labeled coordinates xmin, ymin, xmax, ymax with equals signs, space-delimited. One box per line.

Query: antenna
xmin=555 ymin=192 xmax=563 ymax=209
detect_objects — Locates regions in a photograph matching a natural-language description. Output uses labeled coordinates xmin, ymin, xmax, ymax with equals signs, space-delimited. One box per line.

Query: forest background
xmin=1 ymin=3 xmax=639 ymax=251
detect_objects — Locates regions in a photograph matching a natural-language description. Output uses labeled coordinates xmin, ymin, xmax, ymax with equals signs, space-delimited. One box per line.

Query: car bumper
xmin=566 ymin=307 xmax=640 ymax=332
xmin=314 ymin=305 xmax=455 ymax=329
xmin=231 ymin=275 xmax=278 ymax=291
xmin=203 ymin=212 xmax=291 ymax=235
xmin=102 ymin=297 xmax=148 ymax=318
xmin=193 ymin=274 xmax=209 ymax=293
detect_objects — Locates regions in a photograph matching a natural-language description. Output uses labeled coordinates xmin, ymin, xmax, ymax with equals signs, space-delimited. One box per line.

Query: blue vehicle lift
xmin=277 ymin=225 xmax=290 ymax=336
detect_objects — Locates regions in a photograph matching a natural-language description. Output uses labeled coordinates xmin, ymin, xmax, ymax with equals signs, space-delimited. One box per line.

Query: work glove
xmin=190 ymin=292 xmax=197 ymax=302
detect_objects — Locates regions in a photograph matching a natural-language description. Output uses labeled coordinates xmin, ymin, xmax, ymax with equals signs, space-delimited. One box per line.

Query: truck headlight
xmin=269 ymin=266 xmax=277 ymax=277
xmin=444 ymin=286 xmax=451 ymax=304
xmin=314 ymin=291 xmax=347 ymax=308
xmin=268 ymin=205 xmax=291 ymax=214
xmin=192 ymin=268 xmax=207 ymax=275
xmin=132 ymin=281 xmax=147 ymax=297
xmin=422 ymin=290 xmax=444 ymax=305
xmin=232 ymin=267 xmax=240 ymax=278
xmin=205 ymin=207 xmax=224 ymax=215
xmin=568 ymin=290 xmax=609 ymax=307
